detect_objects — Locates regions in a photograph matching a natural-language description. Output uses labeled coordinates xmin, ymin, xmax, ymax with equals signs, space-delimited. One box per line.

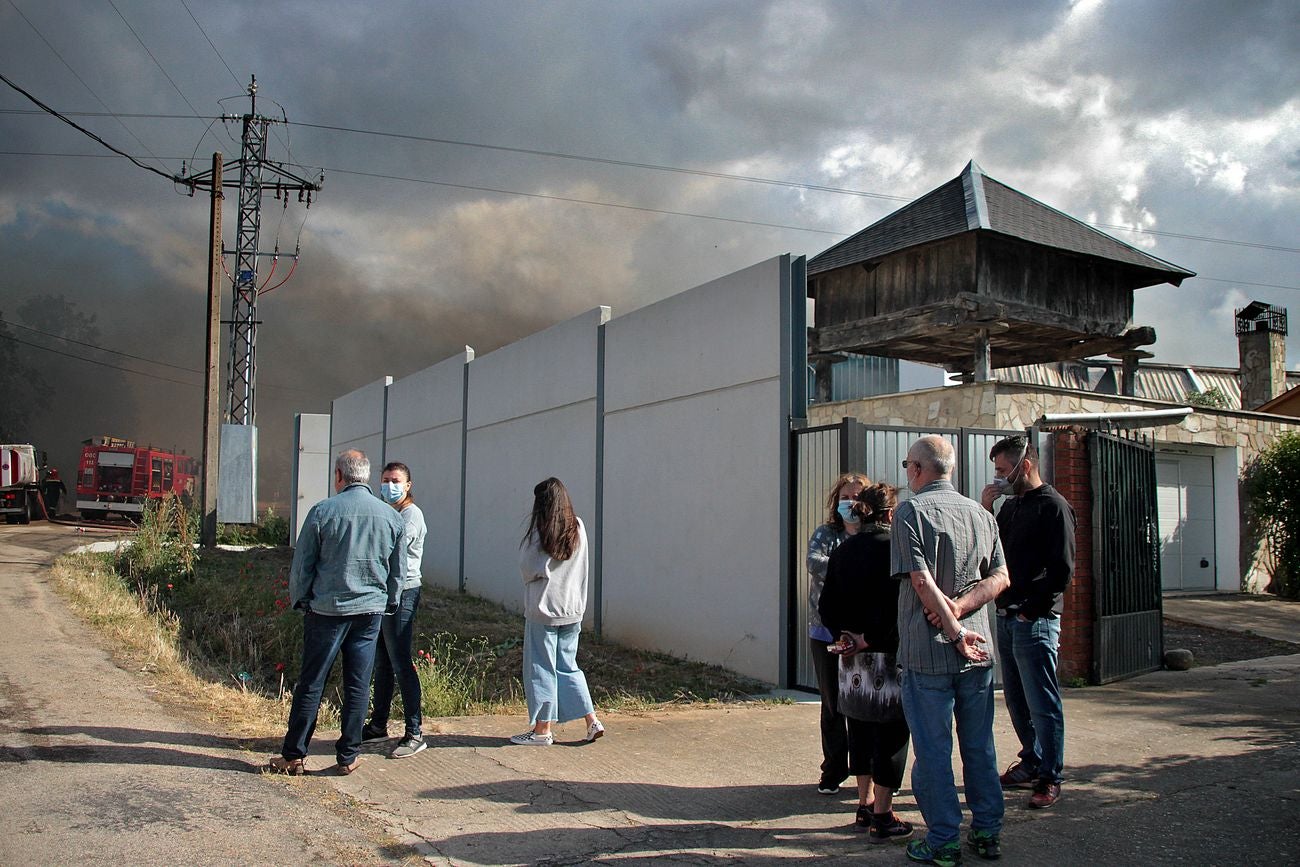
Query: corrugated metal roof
xmin=809 ymin=161 xmax=1196 ymax=282
xmin=998 ymin=361 xmax=1299 ymax=410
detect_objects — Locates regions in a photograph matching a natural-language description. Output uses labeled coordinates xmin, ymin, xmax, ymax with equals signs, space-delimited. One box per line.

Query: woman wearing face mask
xmin=818 ymin=483 xmax=913 ymax=843
xmin=806 ymin=471 xmax=871 ymax=795
xmin=362 ymin=462 xmax=428 ymax=759
xmin=511 ymin=477 xmax=603 ymax=746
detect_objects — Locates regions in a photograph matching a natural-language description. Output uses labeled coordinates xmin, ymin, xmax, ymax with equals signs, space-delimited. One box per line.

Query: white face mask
xmin=992 ymin=449 xmax=1027 ymax=495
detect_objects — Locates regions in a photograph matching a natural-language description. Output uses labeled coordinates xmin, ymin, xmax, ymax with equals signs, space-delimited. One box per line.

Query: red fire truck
xmin=76 ymin=436 xmax=198 ymax=521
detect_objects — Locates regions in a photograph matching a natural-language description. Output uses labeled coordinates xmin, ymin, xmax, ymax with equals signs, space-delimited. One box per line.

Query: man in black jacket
xmin=980 ymin=436 xmax=1075 ymax=810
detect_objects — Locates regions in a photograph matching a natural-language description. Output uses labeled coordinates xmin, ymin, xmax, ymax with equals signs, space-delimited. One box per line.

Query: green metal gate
xmin=1090 ymin=430 xmax=1163 ymax=683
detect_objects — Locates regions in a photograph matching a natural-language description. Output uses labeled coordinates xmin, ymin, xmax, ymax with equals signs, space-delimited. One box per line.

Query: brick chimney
xmin=1236 ymin=301 xmax=1288 ymax=410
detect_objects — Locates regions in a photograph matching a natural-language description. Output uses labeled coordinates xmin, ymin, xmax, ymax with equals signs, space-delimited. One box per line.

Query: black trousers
xmin=811 ymin=637 xmax=850 ymax=783
xmin=846 ymin=715 xmax=911 ymax=790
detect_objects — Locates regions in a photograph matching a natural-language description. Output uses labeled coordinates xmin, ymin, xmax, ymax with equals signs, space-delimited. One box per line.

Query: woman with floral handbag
xmin=819 ymin=483 xmax=914 ymax=844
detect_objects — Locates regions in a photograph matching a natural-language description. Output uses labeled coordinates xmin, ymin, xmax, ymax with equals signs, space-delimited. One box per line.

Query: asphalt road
xmin=0 ymin=523 xmax=410 ymax=867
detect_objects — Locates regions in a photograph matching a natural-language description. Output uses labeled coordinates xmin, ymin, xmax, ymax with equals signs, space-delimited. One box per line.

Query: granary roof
xmin=808 ymin=161 xmax=1196 ymax=282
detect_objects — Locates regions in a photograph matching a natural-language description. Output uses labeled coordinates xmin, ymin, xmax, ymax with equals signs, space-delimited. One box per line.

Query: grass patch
xmin=52 ymin=497 xmax=765 ymax=735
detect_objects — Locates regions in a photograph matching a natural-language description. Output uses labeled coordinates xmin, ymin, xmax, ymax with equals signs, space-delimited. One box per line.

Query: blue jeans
xmin=523 ymin=620 xmax=594 ymax=725
xmin=997 ymin=614 xmax=1064 ymax=784
xmin=282 ymin=611 xmax=382 ymax=765
xmin=902 ymin=667 xmax=1004 ymax=847
xmin=370 ymin=587 xmax=423 ymax=737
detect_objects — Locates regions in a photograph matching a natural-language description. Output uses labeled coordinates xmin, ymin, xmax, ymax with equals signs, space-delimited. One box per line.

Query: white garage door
xmin=1156 ymin=454 xmax=1216 ymax=592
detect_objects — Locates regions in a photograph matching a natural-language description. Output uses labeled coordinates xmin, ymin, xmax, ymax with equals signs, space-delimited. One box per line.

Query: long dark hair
xmin=521 ymin=477 xmax=579 ymax=561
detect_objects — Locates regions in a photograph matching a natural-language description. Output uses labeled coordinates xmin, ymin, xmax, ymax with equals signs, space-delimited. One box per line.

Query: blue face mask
xmin=836 ymin=499 xmax=859 ymax=524
xmin=380 ymin=482 xmax=405 ymax=504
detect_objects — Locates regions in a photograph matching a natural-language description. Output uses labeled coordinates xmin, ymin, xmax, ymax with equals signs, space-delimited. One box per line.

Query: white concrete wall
xmin=330 ymin=376 xmax=392 ymax=490
xmin=463 ymin=308 xmax=610 ymax=616
xmin=291 ymin=413 xmax=331 ymax=546
xmin=602 ymin=257 xmax=790 ymax=684
xmin=385 ymin=349 xmax=474 ymax=590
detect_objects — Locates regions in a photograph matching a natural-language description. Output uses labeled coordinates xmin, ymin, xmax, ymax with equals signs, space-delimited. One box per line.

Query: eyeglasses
xmin=901 ymin=460 xmax=913 ymax=469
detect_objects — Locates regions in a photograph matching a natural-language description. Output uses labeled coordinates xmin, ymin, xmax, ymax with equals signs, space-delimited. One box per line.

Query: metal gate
xmin=1090 ymin=430 xmax=1163 ymax=683
xmin=788 ymin=419 xmax=1021 ymax=690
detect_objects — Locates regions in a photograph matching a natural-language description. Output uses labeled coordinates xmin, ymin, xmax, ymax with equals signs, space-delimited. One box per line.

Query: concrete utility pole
xmin=200 ymin=153 xmax=223 ymax=548
xmin=183 ymin=75 xmax=321 ymax=522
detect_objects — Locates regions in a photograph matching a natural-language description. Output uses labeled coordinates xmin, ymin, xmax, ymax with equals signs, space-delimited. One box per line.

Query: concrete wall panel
xmin=330 ymin=376 xmax=392 ymax=490
xmin=385 ymin=349 xmax=473 ymax=590
xmin=601 ymin=257 xmax=790 ymax=683
xmin=291 ymin=413 xmax=331 ymax=546
xmin=462 ymin=308 xmax=609 ymax=616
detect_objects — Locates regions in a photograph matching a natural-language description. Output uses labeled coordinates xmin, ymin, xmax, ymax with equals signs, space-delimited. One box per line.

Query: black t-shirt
xmin=818 ymin=524 xmax=900 ymax=654
xmin=993 ymin=484 xmax=1076 ymax=619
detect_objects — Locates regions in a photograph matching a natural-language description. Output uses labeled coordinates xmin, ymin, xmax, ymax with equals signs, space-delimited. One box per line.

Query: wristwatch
xmin=954 ymin=625 xmax=968 ymax=643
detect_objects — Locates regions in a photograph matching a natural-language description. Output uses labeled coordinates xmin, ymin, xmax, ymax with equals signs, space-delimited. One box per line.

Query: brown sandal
xmin=267 ymin=756 xmax=305 ymax=775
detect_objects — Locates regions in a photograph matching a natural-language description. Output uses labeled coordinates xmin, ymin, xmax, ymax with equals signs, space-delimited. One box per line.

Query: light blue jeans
xmin=523 ymin=620 xmax=595 ymax=725
xmin=902 ymin=667 xmax=1004 ymax=847
xmin=997 ymin=614 xmax=1065 ymax=784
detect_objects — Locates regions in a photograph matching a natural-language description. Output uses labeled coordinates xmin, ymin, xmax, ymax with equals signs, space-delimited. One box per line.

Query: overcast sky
xmin=2 ymin=0 xmax=1297 ymax=506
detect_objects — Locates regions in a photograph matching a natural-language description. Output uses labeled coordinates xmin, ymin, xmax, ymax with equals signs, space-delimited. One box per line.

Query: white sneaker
xmin=585 ymin=719 xmax=605 ymax=742
xmin=509 ymin=730 xmax=553 ymax=746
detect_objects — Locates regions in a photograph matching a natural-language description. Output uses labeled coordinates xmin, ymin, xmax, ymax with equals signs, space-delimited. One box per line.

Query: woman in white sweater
xmin=511 ymin=477 xmax=604 ymax=746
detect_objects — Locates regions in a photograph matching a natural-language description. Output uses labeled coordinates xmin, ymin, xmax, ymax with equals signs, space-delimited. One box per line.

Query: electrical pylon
xmin=184 ymin=75 xmax=322 ymax=425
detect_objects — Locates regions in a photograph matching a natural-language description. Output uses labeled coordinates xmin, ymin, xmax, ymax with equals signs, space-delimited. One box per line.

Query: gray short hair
xmin=335 ymin=449 xmax=370 ymax=484
xmin=910 ymin=436 xmax=955 ymax=477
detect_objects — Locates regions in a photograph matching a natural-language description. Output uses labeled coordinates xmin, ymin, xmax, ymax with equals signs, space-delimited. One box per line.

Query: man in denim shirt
xmin=892 ymin=436 xmax=1010 ymax=866
xmin=269 ymin=449 xmax=405 ymax=776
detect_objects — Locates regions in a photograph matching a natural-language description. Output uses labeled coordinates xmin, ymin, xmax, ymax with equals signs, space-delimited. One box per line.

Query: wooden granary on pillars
xmin=806 ymin=161 xmax=1195 ymax=384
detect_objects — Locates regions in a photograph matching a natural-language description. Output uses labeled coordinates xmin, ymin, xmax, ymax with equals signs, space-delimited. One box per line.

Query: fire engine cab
xmin=76 ymin=436 xmax=197 ymax=521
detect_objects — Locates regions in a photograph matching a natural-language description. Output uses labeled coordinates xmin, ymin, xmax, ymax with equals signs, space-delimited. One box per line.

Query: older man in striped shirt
xmin=891 ymin=436 xmax=1010 ymax=867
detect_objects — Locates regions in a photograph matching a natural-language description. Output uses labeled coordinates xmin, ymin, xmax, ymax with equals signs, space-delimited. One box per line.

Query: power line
xmin=0 ymin=317 xmax=201 ymax=373
xmin=1193 ymin=276 xmax=1300 ymax=292
xmin=321 ymin=164 xmax=846 ymax=236
xmin=0 ymin=73 xmax=182 ymax=184
xmin=107 ymin=0 xmax=226 ymax=159
xmin=0 ymin=328 xmax=310 ymax=395
xmin=5 ymin=0 xmax=171 ymax=174
xmin=0 ymin=331 xmax=199 ymax=387
xmin=290 ymin=119 xmax=914 ymax=204
xmin=1095 ymin=223 xmax=1299 ymax=254
xmin=179 ymin=0 xmax=242 ymax=89
xmin=8 ymin=109 xmax=1293 ymax=256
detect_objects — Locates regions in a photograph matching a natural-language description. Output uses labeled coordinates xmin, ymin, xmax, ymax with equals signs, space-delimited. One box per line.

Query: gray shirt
xmin=397 ymin=502 xmax=426 ymax=591
xmin=890 ymin=479 xmax=1005 ymax=675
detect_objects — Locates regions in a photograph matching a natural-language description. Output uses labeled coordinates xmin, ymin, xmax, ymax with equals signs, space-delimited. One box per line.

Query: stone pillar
xmin=1052 ymin=428 xmax=1095 ymax=684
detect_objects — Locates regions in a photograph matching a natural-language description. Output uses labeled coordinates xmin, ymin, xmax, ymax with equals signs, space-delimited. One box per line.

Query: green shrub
xmin=1244 ymin=431 xmax=1300 ymax=598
